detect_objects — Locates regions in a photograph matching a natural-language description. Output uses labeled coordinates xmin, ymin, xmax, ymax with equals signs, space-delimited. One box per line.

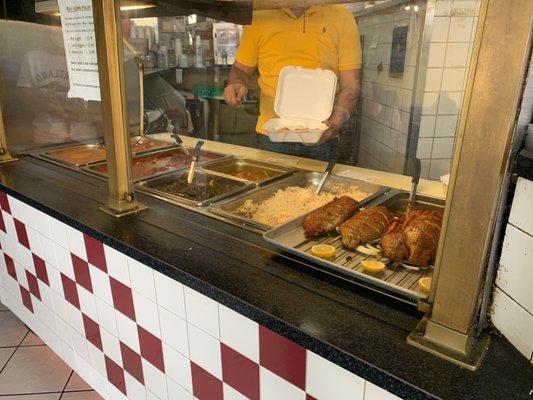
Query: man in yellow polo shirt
xmin=224 ymin=4 xmax=361 ymax=160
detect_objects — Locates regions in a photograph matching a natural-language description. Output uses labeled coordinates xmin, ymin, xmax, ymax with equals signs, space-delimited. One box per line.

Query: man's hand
xmin=224 ymin=83 xmax=248 ymax=108
xmin=317 ymin=105 xmax=350 ymax=144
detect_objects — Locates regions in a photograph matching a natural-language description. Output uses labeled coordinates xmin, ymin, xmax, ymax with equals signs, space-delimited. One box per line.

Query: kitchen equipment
xmin=264 ymin=66 xmax=337 ymax=144
xmin=315 ymin=158 xmax=336 ymax=195
xmin=137 ymin=170 xmax=251 ymax=207
xmin=187 ymin=141 xmax=204 ymax=184
xmin=170 ymin=133 xmax=190 ymax=156
xmin=40 ymin=144 xmax=106 ymax=167
xmin=209 ymin=171 xmax=387 ymax=232
xmin=202 ymin=158 xmax=296 ymax=186
xmin=406 ymin=158 xmax=421 ymax=215
xmin=263 ymin=190 xmax=445 ymax=305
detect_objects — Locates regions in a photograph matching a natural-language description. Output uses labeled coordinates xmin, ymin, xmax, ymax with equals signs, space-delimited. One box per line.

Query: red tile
xmin=71 ymin=254 xmax=93 ymax=293
xmin=14 ymin=219 xmax=30 ymax=249
xmin=32 ymin=254 xmax=49 ymax=286
xmin=105 ymin=355 xmax=126 ymax=395
xmin=191 ymin=362 xmax=223 ymax=400
xmin=25 ymin=271 xmax=41 ymax=301
xmin=0 ymin=192 xmax=11 ymax=213
xmin=4 ymin=254 xmax=16 ymax=280
xmin=110 ymin=277 xmax=136 ymax=321
xmin=259 ymin=326 xmax=306 ymax=390
xmin=0 ymin=210 xmax=5 ymax=233
xmin=61 ymin=273 xmax=80 ymax=309
xmin=221 ymin=343 xmax=259 ymax=400
xmin=83 ymin=314 xmax=103 ymax=351
xmin=19 ymin=286 xmax=33 ymax=313
xmin=84 ymin=234 xmax=107 ymax=273
xmin=306 ymin=395 xmax=318 ymax=400
xmin=137 ymin=325 xmax=165 ymax=372
xmin=120 ymin=342 xmax=144 ymax=384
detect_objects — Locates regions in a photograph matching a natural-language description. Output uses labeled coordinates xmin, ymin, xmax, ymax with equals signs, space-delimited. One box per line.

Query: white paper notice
xmin=57 ymin=0 xmax=101 ymax=101
xmin=338 ymin=170 xmax=376 ymax=183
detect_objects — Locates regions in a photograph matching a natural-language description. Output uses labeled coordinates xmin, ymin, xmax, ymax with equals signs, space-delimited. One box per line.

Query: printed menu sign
xmin=57 ymin=0 xmax=101 ymax=101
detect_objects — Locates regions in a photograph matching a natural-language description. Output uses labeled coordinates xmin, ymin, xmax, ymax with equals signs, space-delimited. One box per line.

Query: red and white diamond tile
xmin=0 ymin=190 xmax=402 ymax=400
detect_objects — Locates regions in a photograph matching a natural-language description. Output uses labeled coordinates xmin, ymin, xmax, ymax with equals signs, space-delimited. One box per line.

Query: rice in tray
xmin=235 ymin=185 xmax=370 ymax=227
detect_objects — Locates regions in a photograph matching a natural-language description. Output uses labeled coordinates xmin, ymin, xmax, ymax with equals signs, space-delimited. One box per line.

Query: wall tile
xmin=422 ymin=92 xmax=439 ymax=115
xmin=306 ymin=351 xmax=364 ymax=400
xmin=491 ymin=287 xmax=533 ymax=360
xmin=125 ymin=372 xmax=148 ymax=400
xmin=441 ymin=68 xmax=466 ymax=91
xmin=128 ymin=259 xmax=156 ymax=302
xmin=432 ymin=137 xmax=455 ymax=158
xmin=163 ymin=343 xmax=192 ymax=392
xmin=429 ymin=159 xmax=452 ymax=180
xmin=438 ymin=91 xmax=463 ymax=115
xmin=509 ymin=178 xmax=533 ymax=236
xmin=417 ymin=138 xmax=433 ymax=159
xmin=436 ymin=0 xmax=453 ymax=16
xmin=188 ymin=323 xmax=222 ymax=379
xmin=154 ymin=271 xmax=186 ymax=320
xmin=167 ymin=377 xmax=193 ymax=400
xmin=259 ymin=367 xmax=306 ymax=400
xmin=142 ymin=359 xmax=168 ymax=400
xmin=219 ymin=305 xmax=259 ymax=363
xmin=497 ymin=224 xmax=533 ymax=315
xmin=159 ymin=306 xmax=189 ymax=357
xmin=431 ymin=17 xmax=450 ymax=42
xmin=184 ymin=286 xmax=219 ymax=339
xmin=65 ymin=225 xmax=87 ymax=261
xmin=448 ymin=16 xmax=474 ymax=42
xmin=104 ymin=245 xmax=130 ymax=286
xmin=364 ymin=381 xmax=402 ymax=400
xmin=445 ymin=42 xmax=470 ymax=67
xmin=435 ymin=115 xmax=459 ymax=137
xmin=132 ymin=291 xmax=161 ymax=337
xmin=425 ymin=68 xmax=443 ymax=92
xmin=428 ymin=42 xmax=447 ymax=68
xmin=100 ymin=327 xmax=122 ymax=366
xmin=116 ymin=310 xmax=140 ymax=353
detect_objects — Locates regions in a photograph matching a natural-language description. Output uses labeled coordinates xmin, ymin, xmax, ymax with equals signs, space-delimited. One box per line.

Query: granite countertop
xmin=1 ymin=157 xmax=532 ymax=400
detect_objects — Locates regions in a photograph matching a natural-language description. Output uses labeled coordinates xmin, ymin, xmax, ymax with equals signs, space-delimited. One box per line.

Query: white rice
xmin=235 ymin=185 xmax=369 ymax=227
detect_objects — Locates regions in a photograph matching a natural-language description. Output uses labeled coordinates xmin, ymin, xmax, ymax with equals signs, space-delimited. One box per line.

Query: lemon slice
xmin=356 ymin=245 xmax=379 ymax=256
xmin=361 ymin=260 xmax=386 ymax=273
xmin=418 ymin=277 xmax=432 ymax=293
xmin=311 ymin=244 xmax=336 ymax=259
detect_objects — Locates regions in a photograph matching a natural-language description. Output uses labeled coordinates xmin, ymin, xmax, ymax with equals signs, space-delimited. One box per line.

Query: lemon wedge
xmin=418 ymin=277 xmax=432 ymax=293
xmin=361 ymin=260 xmax=386 ymax=273
xmin=311 ymin=244 xmax=336 ymax=259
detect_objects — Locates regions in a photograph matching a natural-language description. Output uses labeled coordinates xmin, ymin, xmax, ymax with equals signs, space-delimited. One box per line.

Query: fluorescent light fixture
xmin=120 ymin=4 xmax=156 ymax=11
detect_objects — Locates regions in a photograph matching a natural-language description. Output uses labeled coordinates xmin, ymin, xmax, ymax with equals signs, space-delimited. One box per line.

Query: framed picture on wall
xmin=390 ymin=26 xmax=408 ymax=77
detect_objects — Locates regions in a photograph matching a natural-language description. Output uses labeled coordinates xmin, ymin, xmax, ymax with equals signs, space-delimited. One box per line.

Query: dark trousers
xmin=258 ymin=135 xmax=338 ymax=161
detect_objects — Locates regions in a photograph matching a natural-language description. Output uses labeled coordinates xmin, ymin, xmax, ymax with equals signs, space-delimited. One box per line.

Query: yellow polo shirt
xmin=235 ymin=5 xmax=362 ymax=134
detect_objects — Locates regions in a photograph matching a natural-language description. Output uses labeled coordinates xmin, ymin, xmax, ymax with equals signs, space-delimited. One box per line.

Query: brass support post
xmin=408 ymin=0 xmax=533 ymax=370
xmin=92 ymin=0 xmax=147 ymax=216
xmin=0 ymin=69 xmax=18 ymax=164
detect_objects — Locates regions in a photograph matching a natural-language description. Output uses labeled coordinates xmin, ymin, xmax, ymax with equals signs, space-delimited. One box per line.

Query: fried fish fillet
xmin=302 ymin=196 xmax=359 ymax=237
xmin=338 ymin=206 xmax=395 ymax=249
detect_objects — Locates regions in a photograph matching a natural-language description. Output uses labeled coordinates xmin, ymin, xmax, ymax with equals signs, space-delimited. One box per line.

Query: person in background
xmin=224 ymin=4 xmax=362 ymax=161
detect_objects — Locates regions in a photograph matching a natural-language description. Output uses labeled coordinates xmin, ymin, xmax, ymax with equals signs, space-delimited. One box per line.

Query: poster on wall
xmin=57 ymin=0 xmax=101 ymax=101
xmin=389 ymin=26 xmax=409 ymax=77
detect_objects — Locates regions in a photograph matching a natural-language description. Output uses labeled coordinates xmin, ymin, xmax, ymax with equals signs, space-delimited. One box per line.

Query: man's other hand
xmin=224 ymin=83 xmax=248 ymax=108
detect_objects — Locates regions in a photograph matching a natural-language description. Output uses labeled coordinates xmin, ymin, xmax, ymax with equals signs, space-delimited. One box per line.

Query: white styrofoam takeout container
xmin=264 ymin=66 xmax=337 ymax=144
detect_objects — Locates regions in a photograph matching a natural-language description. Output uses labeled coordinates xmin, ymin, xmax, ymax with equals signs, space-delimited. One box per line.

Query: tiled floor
xmin=0 ymin=301 xmax=103 ymax=400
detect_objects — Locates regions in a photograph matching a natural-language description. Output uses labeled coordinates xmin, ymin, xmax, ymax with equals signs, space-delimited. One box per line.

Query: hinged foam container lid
xmin=274 ymin=66 xmax=337 ymax=122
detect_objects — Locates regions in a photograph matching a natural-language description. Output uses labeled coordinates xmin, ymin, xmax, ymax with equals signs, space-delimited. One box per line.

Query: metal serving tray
xmin=84 ymin=147 xmax=231 ymax=182
xmin=263 ymin=190 xmax=445 ymax=305
xmin=201 ymin=158 xmax=296 ymax=186
xmin=136 ymin=169 xmax=253 ymax=207
xmin=39 ymin=143 xmax=107 ymax=167
xmin=209 ymin=171 xmax=388 ymax=232
xmin=130 ymin=136 xmax=177 ymax=155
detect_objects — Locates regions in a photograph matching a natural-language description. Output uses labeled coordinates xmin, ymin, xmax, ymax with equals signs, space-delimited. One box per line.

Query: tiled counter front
xmin=0 ymin=191 xmax=400 ymax=400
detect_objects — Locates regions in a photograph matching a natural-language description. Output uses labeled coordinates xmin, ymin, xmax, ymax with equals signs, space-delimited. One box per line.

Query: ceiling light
xmin=120 ymin=4 xmax=156 ymax=11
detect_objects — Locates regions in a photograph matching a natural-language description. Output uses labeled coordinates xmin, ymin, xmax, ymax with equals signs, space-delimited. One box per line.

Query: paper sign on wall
xmin=57 ymin=0 xmax=101 ymax=101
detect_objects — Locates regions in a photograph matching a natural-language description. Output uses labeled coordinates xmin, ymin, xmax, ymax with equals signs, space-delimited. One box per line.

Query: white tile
xmin=224 ymin=383 xmax=248 ymax=400
xmin=7 ymin=196 xmax=24 ymax=222
xmin=497 ymin=224 xmax=533 ymax=315
xmin=429 ymin=159 xmax=452 ymax=180
xmin=89 ymin=264 xmax=113 ymax=305
xmin=448 ymin=16 xmax=474 ymax=42
xmin=100 ymin=326 xmax=122 ymax=366
xmin=96 ymin=297 xmax=118 ymax=336
xmin=435 ymin=0 xmax=452 ymax=16
xmin=74 ymin=355 xmax=93 ymax=392
xmin=417 ymin=138 xmax=433 ymax=159
xmin=306 ymin=351 xmax=364 ymax=400
xmin=438 ymin=92 xmax=463 ymax=115
xmin=491 ymin=287 xmax=533 ymax=359
xmin=163 ymin=343 xmax=192 ymax=392
xmin=432 ymin=137 xmax=455 ymax=158
xmin=116 ymin=309 xmax=140 ymax=352
xmin=78 ymin=286 xmax=98 ymax=322
xmin=435 ymin=115 xmax=459 ymax=137
xmin=26 ymin=227 xmax=44 ymax=259
xmin=441 ymin=68 xmax=466 ymax=91
xmin=428 ymin=42 xmax=446 ymax=68
xmin=219 ymin=305 xmax=259 ymax=363
xmin=55 ymin=314 xmax=73 ymax=347
xmin=159 ymin=306 xmax=189 ymax=357
xmin=54 ymin=244 xmax=75 ymax=280
xmin=146 ymin=390 xmax=161 ymax=400
xmin=422 ymin=92 xmax=439 ymax=115
xmin=184 ymin=287 xmax=219 ymax=338
xmin=65 ymin=225 xmax=87 ymax=260
xmin=91 ymin=369 xmax=111 ymax=400
xmin=259 ymin=367 xmax=306 ymax=400
xmin=105 ymin=245 xmax=130 ymax=286
xmin=108 ymin=381 xmax=128 ymax=400
xmin=431 ymin=17 xmax=450 ymax=42
xmin=67 ymin=302 xmax=85 ymax=334
xmin=133 ymin=291 xmax=160 ymax=336
xmin=49 ymin=218 xmax=69 ymax=248
xmin=71 ymin=328 xmax=89 ymax=362
xmin=2 ymin=210 xmax=16 ymax=239
xmin=419 ymin=115 xmax=436 ymax=137
xmin=509 ymin=178 xmax=533 ymax=236
xmin=143 ymin=359 xmax=168 ymax=400
xmin=445 ymin=42 xmax=470 ymax=67
xmin=188 ymin=323 xmax=222 ymax=379
xmin=154 ymin=271 xmax=186 ymax=319
xmin=167 ymin=377 xmax=193 ymax=400
xmin=424 ymin=68 xmax=442 ymax=92
xmin=364 ymin=381 xmax=402 ymax=400
xmin=34 ymin=210 xmax=52 ymax=238
xmin=88 ymin=340 xmax=107 ymax=377
xmin=40 ymin=235 xmax=58 ymax=269
xmin=129 ymin=258 xmax=156 ymax=301
xmin=125 ymin=371 xmax=148 ymax=400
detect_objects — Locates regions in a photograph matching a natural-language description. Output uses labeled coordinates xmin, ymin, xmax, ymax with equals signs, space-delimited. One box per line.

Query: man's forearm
xmin=229 ymin=64 xmax=252 ymax=87
xmin=335 ymin=69 xmax=362 ymax=118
